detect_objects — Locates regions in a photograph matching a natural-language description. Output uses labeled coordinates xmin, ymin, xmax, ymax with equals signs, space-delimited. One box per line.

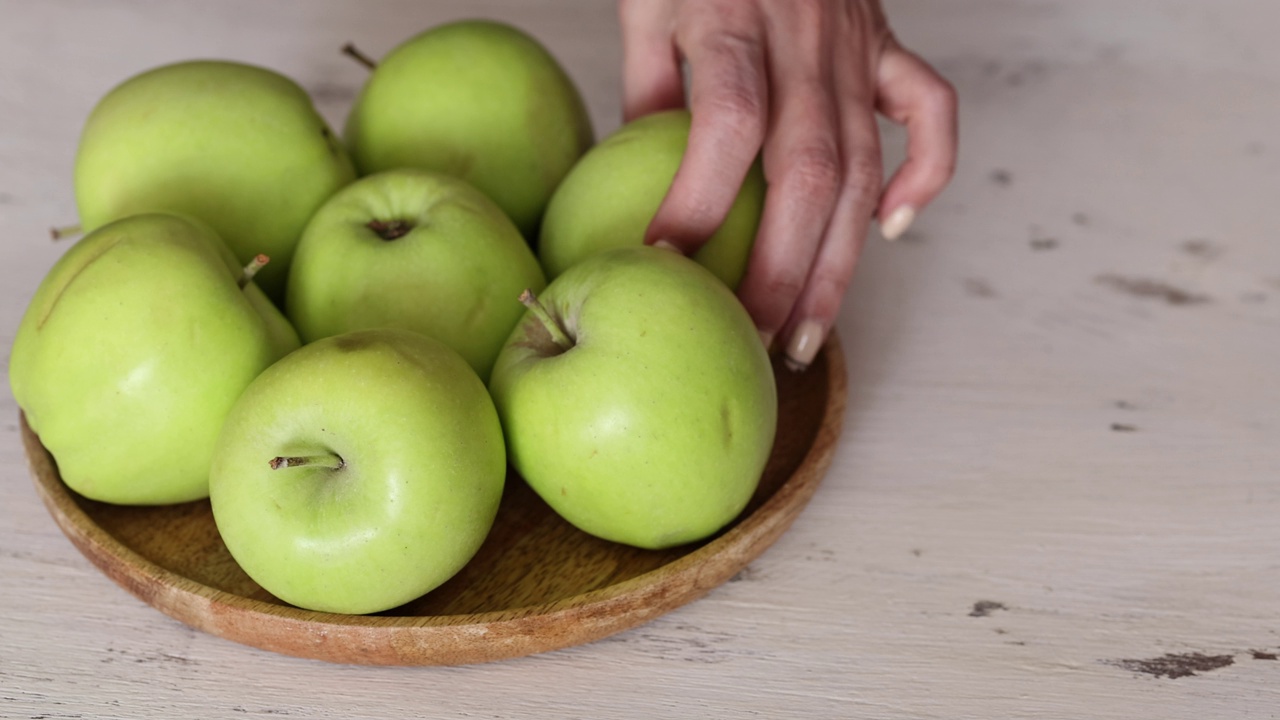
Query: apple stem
xmin=341 ymin=43 xmax=377 ymax=71
xmin=269 ymin=454 xmax=345 ymax=471
xmin=49 ymin=224 xmax=82 ymax=241
xmin=238 ymin=254 xmax=270 ymax=289
xmin=519 ymin=289 xmax=574 ymax=351
xmin=367 ymin=219 xmax=413 ymax=241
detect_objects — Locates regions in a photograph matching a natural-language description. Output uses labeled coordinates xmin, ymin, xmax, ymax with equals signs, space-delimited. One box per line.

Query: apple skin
xmin=8 ymin=213 xmax=301 ymax=505
xmin=73 ymin=60 xmax=357 ymax=300
xmin=344 ymin=20 xmax=594 ymax=238
xmin=286 ymin=169 xmax=547 ymax=381
xmin=209 ymin=329 xmax=506 ymax=615
xmin=488 ymin=246 xmax=778 ymax=550
xmin=538 ymin=109 xmax=766 ymax=288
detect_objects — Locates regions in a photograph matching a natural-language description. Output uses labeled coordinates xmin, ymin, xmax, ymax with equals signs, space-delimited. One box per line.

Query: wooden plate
xmin=22 ymin=334 xmax=847 ymax=666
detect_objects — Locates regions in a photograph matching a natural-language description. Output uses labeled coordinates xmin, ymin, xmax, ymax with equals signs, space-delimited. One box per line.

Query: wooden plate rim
xmin=22 ymin=333 xmax=847 ymax=666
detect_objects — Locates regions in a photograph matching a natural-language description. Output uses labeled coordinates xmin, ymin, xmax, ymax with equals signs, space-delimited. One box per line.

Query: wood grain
xmin=20 ymin=335 xmax=846 ymax=666
xmin=6 ymin=2 xmax=1280 ymax=716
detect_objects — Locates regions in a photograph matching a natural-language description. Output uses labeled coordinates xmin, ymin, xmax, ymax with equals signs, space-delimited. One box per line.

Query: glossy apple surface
xmin=489 ymin=246 xmax=777 ymax=549
xmin=538 ymin=109 xmax=766 ymax=288
xmin=344 ymin=20 xmax=593 ymax=237
xmin=74 ymin=60 xmax=356 ymax=299
xmin=209 ymin=329 xmax=506 ymax=615
xmin=8 ymin=213 xmax=300 ymax=504
xmin=286 ymin=169 xmax=546 ymax=381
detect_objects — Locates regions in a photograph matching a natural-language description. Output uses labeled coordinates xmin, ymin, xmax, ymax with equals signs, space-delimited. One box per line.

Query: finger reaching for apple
xmin=538 ymin=109 xmax=765 ymax=290
xmin=619 ymin=0 xmax=958 ymax=372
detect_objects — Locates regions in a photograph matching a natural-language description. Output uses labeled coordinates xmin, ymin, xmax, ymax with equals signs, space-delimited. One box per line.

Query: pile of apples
xmin=9 ymin=20 xmax=779 ymax=615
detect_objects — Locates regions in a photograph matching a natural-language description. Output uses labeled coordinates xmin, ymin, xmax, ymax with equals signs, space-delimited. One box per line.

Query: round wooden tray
xmin=22 ymin=335 xmax=846 ymax=666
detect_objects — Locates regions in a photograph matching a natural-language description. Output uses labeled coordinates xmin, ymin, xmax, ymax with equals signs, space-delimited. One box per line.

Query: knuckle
xmin=807 ymin=261 xmax=859 ymax=320
xmin=843 ymin=152 xmax=884 ymax=194
xmin=703 ymin=27 xmax=763 ymax=66
xmin=786 ymin=143 xmax=843 ymax=202
xmin=701 ymin=24 xmax=757 ymax=56
xmin=739 ymin=286 xmax=797 ymax=332
xmin=927 ymin=76 xmax=960 ymax=115
xmin=789 ymin=0 xmax=828 ymax=27
xmin=925 ymin=155 xmax=958 ymax=189
xmin=763 ymin=273 xmax=807 ymax=303
xmin=699 ymin=37 xmax=766 ymax=128
xmin=807 ymin=278 xmax=849 ymax=320
xmin=815 ymin=250 xmax=857 ymax=287
xmin=669 ymin=194 xmax=723 ymax=234
xmin=739 ymin=259 xmax=813 ymax=329
xmin=705 ymin=84 xmax=765 ymax=141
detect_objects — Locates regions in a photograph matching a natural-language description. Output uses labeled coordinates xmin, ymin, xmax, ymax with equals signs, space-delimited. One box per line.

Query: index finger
xmin=644 ymin=0 xmax=768 ymax=254
xmin=619 ymin=0 xmax=685 ymax=121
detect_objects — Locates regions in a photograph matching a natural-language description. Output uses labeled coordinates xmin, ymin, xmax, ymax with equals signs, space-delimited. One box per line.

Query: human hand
xmin=618 ymin=0 xmax=958 ymax=371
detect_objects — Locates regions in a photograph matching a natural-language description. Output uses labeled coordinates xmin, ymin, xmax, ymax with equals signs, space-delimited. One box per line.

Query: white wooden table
xmin=2 ymin=1 xmax=1277 ymax=717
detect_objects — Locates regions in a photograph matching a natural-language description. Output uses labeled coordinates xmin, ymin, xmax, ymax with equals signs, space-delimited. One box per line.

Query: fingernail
xmin=784 ymin=319 xmax=823 ymax=373
xmin=758 ymin=330 xmax=775 ymax=353
xmin=880 ymin=205 xmax=916 ymax=241
xmin=652 ymin=238 xmax=682 ymax=253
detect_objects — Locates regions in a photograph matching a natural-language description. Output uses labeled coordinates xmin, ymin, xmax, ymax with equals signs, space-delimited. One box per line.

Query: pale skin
xmin=619 ymin=0 xmax=959 ymax=371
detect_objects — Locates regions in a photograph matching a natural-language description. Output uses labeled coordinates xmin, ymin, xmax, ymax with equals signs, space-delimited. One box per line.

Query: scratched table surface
xmin=2 ymin=1 xmax=1278 ymax=717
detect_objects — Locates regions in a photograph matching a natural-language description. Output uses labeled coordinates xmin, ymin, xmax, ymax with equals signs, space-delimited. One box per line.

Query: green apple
xmin=209 ymin=329 xmax=506 ymax=615
xmin=9 ymin=213 xmax=301 ymax=505
xmin=489 ymin=246 xmax=778 ymax=550
xmin=538 ymin=109 xmax=766 ymax=288
xmin=286 ymin=168 xmax=547 ymax=381
xmin=74 ymin=60 xmax=357 ymax=300
xmin=344 ymin=19 xmax=594 ymax=238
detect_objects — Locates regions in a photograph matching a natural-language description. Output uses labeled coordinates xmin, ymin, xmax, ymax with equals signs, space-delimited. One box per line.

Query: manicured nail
xmin=758 ymin=330 xmax=775 ymax=353
xmin=652 ymin=238 xmax=681 ymax=253
xmin=880 ymin=205 xmax=916 ymax=241
xmin=784 ymin=319 xmax=823 ymax=373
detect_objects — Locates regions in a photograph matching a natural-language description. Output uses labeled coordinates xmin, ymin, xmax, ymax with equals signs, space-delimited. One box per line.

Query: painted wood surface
xmin=1 ymin=1 xmax=1277 ymax=717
